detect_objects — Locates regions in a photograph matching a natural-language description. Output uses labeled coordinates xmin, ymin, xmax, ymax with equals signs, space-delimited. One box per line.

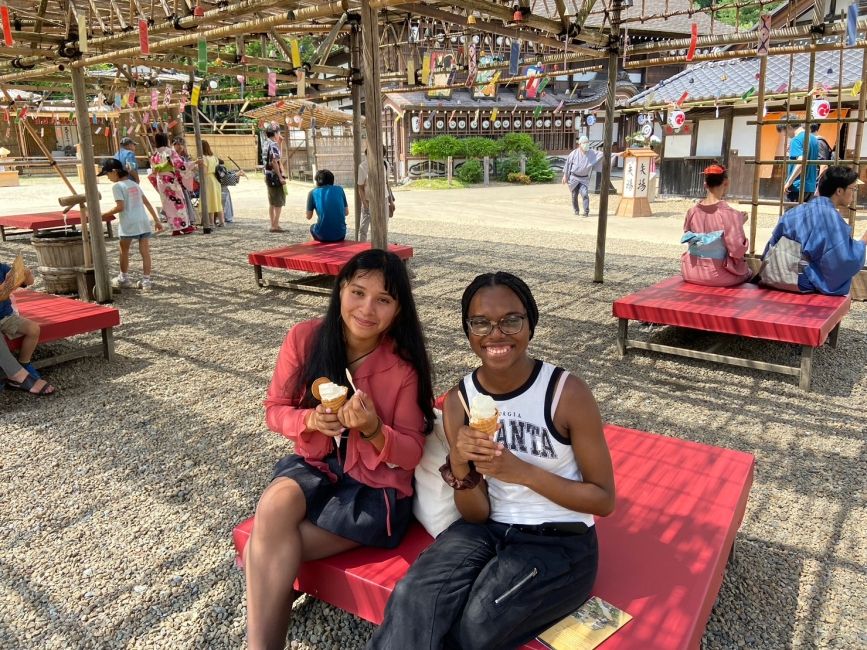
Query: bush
xmin=410 ymin=135 xmax=462 ymax=161
xmin=496 ymin=155 xmax=522 ymax=181
xmin=461 ymin=136 xmax=500 ymax=159
xmin=497 ymin=133 xmax=539 ymax=156
xmin=506 ymin=173 xmax=531 ymax=184
xmin=525 ymin=152 xmax=555 ymax=183
xmin=456 ymin=159 xmax=483 ymax=184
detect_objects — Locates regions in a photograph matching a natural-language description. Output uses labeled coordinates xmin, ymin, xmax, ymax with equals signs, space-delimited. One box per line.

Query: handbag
xmin=412 ymin=409 xmax=461 ymax=538
xmin=759 ymin=235 xmax=806 ymax=292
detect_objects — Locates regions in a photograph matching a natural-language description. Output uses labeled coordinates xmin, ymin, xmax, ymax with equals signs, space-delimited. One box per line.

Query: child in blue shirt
xmin=1 ymin=257 xmax=52 ymax=392
xmin=305 ymin=169 xmax=348 ymax=242
xmin=99 ymin=158 xmax=163 ymax=291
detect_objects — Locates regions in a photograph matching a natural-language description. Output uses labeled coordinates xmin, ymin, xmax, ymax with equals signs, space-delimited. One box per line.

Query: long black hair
xmin=461 ymin=271 xmax=539 ymax=340
xmin=154 ymin=132 xmax=169 ymax=148
xmin=290 ymin=249 xmax=435 ymax=433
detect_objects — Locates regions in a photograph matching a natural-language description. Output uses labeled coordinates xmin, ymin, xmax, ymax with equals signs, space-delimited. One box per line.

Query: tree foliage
xmin=693 ymin=0 xmax=785 ymax=28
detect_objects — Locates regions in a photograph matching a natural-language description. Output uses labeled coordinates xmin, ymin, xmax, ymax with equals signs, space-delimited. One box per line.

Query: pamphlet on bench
xmin=536 ymin=596 xmax=633 ymax=650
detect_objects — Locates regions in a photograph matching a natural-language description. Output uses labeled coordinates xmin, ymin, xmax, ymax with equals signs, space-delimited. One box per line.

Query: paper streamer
xmin=78 ymin=15 xmax=88 ymax=53
xmin=139 ymin=19 xmax=149 ymax=55
xmin=852 ymin=80 xmax=863 ymax=97
xmin=1 ymin=5 xmax=13 ymax=46
xmin=191 ymin=84 xmax=200 ymax=107
xmin=533 ymin=105 xmax=542 ymax=118
xmin=686 ymin=23 xmax=698 ymax=61
xmin=676 ymin=91 xmax=689 ymax=106
xmin=297 ymin=69 xmax=306 ymax=97
xmin=406 ymin=59 xmax=416 ymax=85
xmin=847 ymin=4 xmax=859 ymax=47
xmin=509 ymin=40 xmax=520 ymax=76
xmin=757 ymin=15 xmax=771 ymax=56
xmin=741 ymin=86 xmax=756 ymax=102
xmin=554 ymin=100 xmax=564 ymax=113
xmin=290 ymin=39 xmax=302 ymax=68
xmin=150 ymin=90 xmax=158 ymax=111
xmin=198 ymin=39 xmax=208 ymax=74
xmin=267 ymin=71 xmax=276 ymax=96
xmin=421 ymin=54 xmax=430 ymax=84
xmin=490 ymin=108 xmax=498 ymax=122
xmin=114 ymin=93 xmax=122 ymax=109
xmin=466 ymin=43 xmax=477 ymax=88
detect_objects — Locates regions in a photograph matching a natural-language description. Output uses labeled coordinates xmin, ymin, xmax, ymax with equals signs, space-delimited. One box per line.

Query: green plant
xmin=461 ymin=136 xmax=500 ymax=159
xmin=497 ymin=133 xmax=539 ymax=156
xmin=506 ymin=173 xmax=531 ymax=184
xmin=525 ymin=152 xmax=555 ymax=183
xmin=456 ymin=159 xmax=484 ymax=184
xmin=410 ymin=135 xmax=463 ymax=160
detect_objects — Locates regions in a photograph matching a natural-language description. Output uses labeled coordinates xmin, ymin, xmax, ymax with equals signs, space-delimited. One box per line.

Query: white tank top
xmin=460 ymin=360 xmax=595 ymax=528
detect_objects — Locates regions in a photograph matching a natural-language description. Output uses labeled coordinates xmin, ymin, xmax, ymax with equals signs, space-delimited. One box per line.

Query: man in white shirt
xmin=356 ymin=144 xmax=394 ymax=242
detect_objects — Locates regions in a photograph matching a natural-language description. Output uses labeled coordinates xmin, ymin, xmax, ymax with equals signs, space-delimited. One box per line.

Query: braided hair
xmin=461 ymin=272 xmax=539 ymax=340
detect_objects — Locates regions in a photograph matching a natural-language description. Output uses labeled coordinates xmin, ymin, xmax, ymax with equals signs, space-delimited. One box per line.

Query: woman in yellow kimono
xmin=200 ymin=140 xmax=224 ymax=233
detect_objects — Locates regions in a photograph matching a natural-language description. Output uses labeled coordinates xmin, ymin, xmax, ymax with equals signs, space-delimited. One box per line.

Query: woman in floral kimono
xmin=149 ymin=132 xmax=196 ymax=236
xmin=172 ymin=136 xmax=200 ymax=228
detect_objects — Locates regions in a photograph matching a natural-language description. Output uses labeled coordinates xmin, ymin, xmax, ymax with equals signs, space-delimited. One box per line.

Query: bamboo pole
xmin=749 ymin=56 xmax=767 ymax=256
xmin=190 ymin=76 xmax=209 ymax=230
xmin=848 ymin=46 xmax=867 ymax=228
xmin=71 ymin=66 xmax=112 ymax=303
xmin=350 ymin=22 xmax=363 ymax=241
xmin=360 ymin=0 xmax=387 ymax=249
xmin=593 ymin=0 xmax=621 ymax=284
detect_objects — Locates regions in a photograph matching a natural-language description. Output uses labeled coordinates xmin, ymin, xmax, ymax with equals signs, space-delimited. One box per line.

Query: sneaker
xmin=112 ymin=274 xmax=133 ymax=289
xmin=138 ymin=278 xmax=154 ymax=292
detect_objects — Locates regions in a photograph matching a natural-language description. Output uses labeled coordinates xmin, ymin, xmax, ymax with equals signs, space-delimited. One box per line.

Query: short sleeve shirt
xmin=113 ymin=178 xmax=152 ymax=237
xmin=265 ymin=140 xmax=281 ymax=169
xmin=306 ymin=185 xmax=348 ymax=241
xmin=116 ymin=149 xmax=138 ymax=175
xmin=788 ymin=132 xmax=819 ymax=192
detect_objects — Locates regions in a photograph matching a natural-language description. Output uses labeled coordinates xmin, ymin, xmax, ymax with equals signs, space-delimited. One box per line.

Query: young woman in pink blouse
xmin=245 ymin=249 xmax=435 ymax=650
xmin=681 ymin=163 xmax=753 ymax=287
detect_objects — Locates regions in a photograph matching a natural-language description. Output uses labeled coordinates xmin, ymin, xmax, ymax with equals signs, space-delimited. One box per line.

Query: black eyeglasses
xmin=466 ymin=313 xmax=527 ymax=336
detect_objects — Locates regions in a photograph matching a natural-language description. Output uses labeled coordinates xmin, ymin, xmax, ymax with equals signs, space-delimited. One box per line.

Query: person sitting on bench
xmin=1 ymin=258 xmax=45 ymax=380
xmin=245 ymin=249 xmax=435 ymax=650
xmin=681 ymin=163 xmax=753 ymax=287
xmin=761 ymin=165 xmax=866 ymax=296
xmin=305 ymin=169 xmax=349 ymax=243
xmin=368 ymin=271 xmax=615 ymax=650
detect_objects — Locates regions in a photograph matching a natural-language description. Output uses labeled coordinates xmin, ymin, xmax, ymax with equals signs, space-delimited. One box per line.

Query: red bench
xmin=0 ymin=211 xmax=115 ymax=241
xmin=613 ymin=276 xmax=851 ymax=390
xmin=248 ymin=241 xmax=414 ymax=294
xmin=233 ymin=425 xmax=754 ymax=650
xmin=5 ymin=289 xmax=120 ymax=369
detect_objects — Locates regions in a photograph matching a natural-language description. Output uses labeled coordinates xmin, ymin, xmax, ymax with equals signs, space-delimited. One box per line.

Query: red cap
xmin=703 ymin=164 xmax=726 ymax=175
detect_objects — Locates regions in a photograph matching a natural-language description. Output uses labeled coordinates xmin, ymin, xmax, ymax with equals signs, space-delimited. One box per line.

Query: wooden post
xmin=848 ymin=46 xmax=867 ymax=228
xmin=71 ymin=66 xmax=112 ymax=303
xmin=749 ymin=56 xmax=767 ymax=255
xmin=350 ymin=20 xmax=363 ymax=240
xmin=447 ymin=155 xmax=453 ymax=184
xmin=360 ymin=0 xmax=388 ymax=250
xmin=520 ymin=154 xmax=526 ymax=175
xmin=310 ymin=118 xmax=319 ymax=176
xmin=190 ymin=74 xmax=209 ymax=228
xmin=483 ymin=156 xmax=490 ymax=185
xmin=593 ymin=0 xmax=621 ymax=283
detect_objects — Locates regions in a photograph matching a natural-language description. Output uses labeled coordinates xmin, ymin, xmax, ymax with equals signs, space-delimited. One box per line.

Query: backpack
xmin=816 ymin=137 xmax=832 ymax=161
xmin=214 ymin=162 xmax=229 ymax=184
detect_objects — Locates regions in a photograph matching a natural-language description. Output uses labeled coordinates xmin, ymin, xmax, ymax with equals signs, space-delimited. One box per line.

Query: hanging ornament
xmin=585 ymin=114 xmax=596 ymax=126
xmin=740 ymin=87 xmax=756 ymax=102
xmin=197 ymin=39 xmax=208 ymax=74
xmin=267 ymin=71 xmax=277 ymax=96
xmin=757 ymin=15 xmax=771 ymax=56
xmin=667 ymin=110 xmax=685 ymax=129
xmin=686 ymin=24 xmax=698 ymax=62
xmin=193 ymin=0 xmax=204 ymax=17
xmin=163 ymin=84 xmax=173 ymax=106
xmin=852 ymin=80 xmax=863 ymax=97
xmin=467 ymin=12 xmax=476 ymax=25
xmin=676 ymin=92 xmax=689 ymax=107
xmin=290 ymin=38 xmax=302 ymax=68
xmin=847 ymin=3 xmax=859 ymax=47
xmin=1 ymin=4 xmax=13 ymax=46
xmin=190 ymin=83 xmax=201 ymax=107
xmin=812 ymin=99 xmax=831 ymax=120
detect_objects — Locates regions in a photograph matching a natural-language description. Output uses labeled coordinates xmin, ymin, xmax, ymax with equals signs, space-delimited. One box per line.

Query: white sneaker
xmin=138 ymin=278 xmax=154 ymax=292
xmin=112 ymin=274 xmax=133 ymax=289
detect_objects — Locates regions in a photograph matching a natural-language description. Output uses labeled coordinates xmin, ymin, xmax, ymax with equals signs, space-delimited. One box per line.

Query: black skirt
xmin=272 ymin=453 xmax=412 ymax=549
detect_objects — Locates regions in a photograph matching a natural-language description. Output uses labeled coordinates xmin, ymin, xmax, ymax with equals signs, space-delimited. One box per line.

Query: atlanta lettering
xmin=494 ymin=418 xmax=557 ymax=459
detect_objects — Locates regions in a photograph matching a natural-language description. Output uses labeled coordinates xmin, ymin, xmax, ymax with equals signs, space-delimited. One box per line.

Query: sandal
xmin=21 ymin=362 xmax=41 ymax=379
xmin=6 ymin=373 xmax=56 ymax=396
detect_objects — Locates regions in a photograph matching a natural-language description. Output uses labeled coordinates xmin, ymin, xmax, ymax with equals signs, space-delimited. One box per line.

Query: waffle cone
xmin=470 ymin=410 xmax=500 ymax=436
xmin=321 ymin=395 xmax=347 ymax=411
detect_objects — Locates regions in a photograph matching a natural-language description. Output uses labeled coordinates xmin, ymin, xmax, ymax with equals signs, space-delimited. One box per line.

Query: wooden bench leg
xmin=253 ymin=264 xmax=263 ymax=287
xmin=799 ymin=345 xmax=813 ymax=391
xmin=617 ymin=318 xmax=628 ymax=356
xmin=0 ymin=225 xmax=5 ymax=242
xmin=827 ymin=323 xmax=840 ymax=349
xmin=102 ymin=328 xmax=115 ymax=361
xmin=105 ymin=221 xmax=113 ymax=238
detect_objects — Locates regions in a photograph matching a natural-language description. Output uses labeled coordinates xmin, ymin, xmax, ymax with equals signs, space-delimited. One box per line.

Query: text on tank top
xmin=459 ymin=360 xmax=596 ymax=527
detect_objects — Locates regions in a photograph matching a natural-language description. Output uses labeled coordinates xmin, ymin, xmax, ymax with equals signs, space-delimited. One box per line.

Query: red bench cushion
xmin=233 ymin=425 xmax=754 ymax=650
xmin=613 ymin=276 xmax=850 ymax=347
xmin=0 ymin=211 xmax=114 ymax=229
xmin=247 ymin=241 xmax=414 ymax=275
xmin=5 ymin=289 xmax=120 ymax=351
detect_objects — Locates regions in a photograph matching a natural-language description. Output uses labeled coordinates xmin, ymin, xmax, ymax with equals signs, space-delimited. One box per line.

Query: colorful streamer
xmin=267 ymin=71 xmax=276 ymax=96
xmin=1 ymin=4 xmax=13 ymax=46
xmin=197 ymin=39 xmax=208 ymax=74
xmin=139 ymin=19 xmax=150 ymax=55
xmin=290 ymin=39 xmax=302 ymax=68
xmin=686 ymin=24 xmax=698 ymax=62
xmin=757 ymin=15 xmax=771 ymax=56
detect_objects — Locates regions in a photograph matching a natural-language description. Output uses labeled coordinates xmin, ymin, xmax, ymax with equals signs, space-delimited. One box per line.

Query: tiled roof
xmin=532 ymin=0 xmax=736 ymax=35
xmin=627 ymin=47 xmax=864 ymax=106
xmin=385 ymin=86 xmax=616 ymax=110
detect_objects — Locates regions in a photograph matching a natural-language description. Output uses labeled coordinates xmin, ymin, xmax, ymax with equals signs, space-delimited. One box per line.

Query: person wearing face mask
xmin=562 ymin=135 xmax=622 ymax=218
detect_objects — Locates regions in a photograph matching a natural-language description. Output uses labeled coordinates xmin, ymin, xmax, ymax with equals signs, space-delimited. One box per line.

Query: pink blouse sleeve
xmin=361 ymin=368 xmax=426 ymax=471
xmin=170 ymin=148 xmax=197 ymax=192
xmin=264 ymin=325 xmax=332 ymax=458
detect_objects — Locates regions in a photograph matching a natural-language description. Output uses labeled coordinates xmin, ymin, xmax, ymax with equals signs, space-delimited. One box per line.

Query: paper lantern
xmin=812 ymin=99 xmax=831 ymax=120
xmin=667 ymin=110 xmax=685 ymax=129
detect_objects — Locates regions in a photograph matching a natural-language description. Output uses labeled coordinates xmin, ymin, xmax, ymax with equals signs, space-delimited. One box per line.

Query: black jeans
xmin=367 ymin=519 xmax=598 ymax=650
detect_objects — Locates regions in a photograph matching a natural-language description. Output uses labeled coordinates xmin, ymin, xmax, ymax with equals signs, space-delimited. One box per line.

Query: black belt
xmin=509 ymin=521 xmax=590 ymax=537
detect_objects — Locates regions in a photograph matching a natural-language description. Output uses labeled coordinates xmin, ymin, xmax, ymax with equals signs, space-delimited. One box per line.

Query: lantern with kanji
xmin=616 ymin=148 xmax=658 ymax=218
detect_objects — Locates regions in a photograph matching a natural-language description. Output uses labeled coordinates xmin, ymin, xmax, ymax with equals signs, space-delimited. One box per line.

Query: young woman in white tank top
xmin=369 ymin=272 xmax=615 ymax=650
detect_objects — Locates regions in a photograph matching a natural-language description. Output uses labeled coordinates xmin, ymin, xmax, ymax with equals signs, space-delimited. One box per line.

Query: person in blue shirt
xmin=784 ymin=120 xmax=820 ymax=203
xmin=115 ymin=136 xmax=140 ymax=184
xmin=762 ymin=166 xmax=866 ymax=296
xmin=305 ymin=169 xmax=349 ymax=242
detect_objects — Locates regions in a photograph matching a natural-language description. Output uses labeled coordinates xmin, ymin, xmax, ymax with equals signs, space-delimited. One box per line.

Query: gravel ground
xmin=1 ymin=176 xmax=865 ymax=649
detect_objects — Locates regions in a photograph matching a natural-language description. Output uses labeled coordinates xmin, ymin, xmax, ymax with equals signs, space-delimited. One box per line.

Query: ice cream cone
xmin=321 ymin=394 xmax=347 ymax=411
xmin=470 ymin=410 xmax=500 ymax=436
